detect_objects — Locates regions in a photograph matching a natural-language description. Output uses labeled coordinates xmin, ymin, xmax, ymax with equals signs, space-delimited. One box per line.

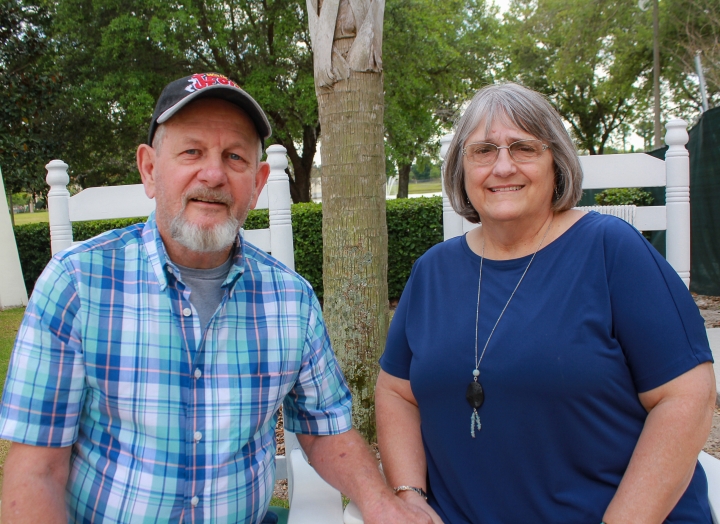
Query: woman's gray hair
xmin=443 ymin=83 xmax=583 ymax=223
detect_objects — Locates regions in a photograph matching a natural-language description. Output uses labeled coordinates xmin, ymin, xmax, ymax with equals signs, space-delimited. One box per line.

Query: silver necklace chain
xmin=473 ymin=215 xmax=555 ymax=376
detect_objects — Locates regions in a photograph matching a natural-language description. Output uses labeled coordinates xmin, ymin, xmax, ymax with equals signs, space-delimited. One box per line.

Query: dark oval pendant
xmin=466 ymin=381 xmax=485 ymax=409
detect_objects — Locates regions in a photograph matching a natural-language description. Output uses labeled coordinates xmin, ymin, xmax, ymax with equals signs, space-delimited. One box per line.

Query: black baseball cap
xmin=147 ymin=73 xmax=272 ymax=146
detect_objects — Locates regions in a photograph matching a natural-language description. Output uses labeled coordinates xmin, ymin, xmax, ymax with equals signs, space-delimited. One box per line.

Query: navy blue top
xmin=380 ymin=212 xmax=713 ymax=523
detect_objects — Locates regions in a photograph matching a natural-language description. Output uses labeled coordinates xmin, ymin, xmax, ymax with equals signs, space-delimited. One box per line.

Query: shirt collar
xmin=142 ymin=212 xmax=247 ymax=291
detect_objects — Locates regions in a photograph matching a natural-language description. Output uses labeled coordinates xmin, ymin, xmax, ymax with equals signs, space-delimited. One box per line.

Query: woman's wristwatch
xmin=393 ymin=485 xmax=428 ymax=500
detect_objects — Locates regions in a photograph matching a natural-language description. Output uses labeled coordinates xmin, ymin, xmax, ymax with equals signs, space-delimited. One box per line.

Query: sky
xmin=493 ymin=0 xmax=512 ymax=14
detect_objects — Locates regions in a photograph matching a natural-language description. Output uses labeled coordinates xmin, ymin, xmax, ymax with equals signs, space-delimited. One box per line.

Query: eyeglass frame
xmin=462 ymin=139 xmax=550 ymax=166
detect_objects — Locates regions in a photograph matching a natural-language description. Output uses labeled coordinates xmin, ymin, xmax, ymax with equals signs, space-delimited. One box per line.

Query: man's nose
xmin=197 ymin=155 xmax=227 ymax=186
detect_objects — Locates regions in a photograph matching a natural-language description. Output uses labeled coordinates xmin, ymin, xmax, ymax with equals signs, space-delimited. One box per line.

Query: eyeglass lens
xmin=465 ymin=140 xmax=546 ymax=165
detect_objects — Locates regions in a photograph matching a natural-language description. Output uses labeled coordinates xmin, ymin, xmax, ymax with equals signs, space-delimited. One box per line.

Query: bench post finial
xmin=265 ymin=145 xmax=294 ymax=270
xmin=664 ymin=119 xmax=690 ymax=287
xmin=46 ymin=159 xmax=73 ymax=255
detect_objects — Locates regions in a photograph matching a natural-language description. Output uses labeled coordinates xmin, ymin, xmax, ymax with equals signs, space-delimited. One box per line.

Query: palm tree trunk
xmin=309 ymin=0 xmax=389 ymax=440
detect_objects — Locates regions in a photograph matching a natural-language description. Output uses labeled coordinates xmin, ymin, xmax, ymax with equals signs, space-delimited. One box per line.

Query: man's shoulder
xmin=56 ymin=222 xmax=147 ymax=261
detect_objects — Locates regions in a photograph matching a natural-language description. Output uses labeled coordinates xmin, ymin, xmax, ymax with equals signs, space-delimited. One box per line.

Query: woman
xmin=376 ymin=83 xmax=716 ymax=523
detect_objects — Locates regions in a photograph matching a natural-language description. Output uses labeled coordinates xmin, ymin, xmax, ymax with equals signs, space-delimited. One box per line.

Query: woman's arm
xmin=603 ymin=362 xmax=716 ymax=524
xmin=296 ymin=430 xmax=435 ymax=524
xmin=375 ymin=370 xmax=443 ymax=523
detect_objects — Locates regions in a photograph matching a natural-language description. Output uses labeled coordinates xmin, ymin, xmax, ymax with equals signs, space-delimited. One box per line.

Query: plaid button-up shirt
xmin=0 ymin=214 xmax=352 ymax=523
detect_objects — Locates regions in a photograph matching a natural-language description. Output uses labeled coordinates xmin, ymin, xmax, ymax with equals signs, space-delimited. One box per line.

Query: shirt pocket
xmin=216 ymin=371 xmax=297 ymax=455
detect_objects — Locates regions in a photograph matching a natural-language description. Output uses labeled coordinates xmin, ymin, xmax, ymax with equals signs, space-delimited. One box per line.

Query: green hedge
xmin=13 ymin=222 xmax=52 ymax=296
xmin=13 ymin=218 xmax=147 ymax=294
xmin=387 ymin=197 xmax=443 ymax=298
xmin=291 ymin=203 xmax=324 ymax=296
xmin=13 ymin=197 xmax=443 ymax=300
xmin=594 ymin=188 xmax=655 ymax=206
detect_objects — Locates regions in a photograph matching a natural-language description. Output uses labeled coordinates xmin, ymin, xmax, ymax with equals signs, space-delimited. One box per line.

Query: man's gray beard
xmin=169 ymin=213 xmax=241 ymax=253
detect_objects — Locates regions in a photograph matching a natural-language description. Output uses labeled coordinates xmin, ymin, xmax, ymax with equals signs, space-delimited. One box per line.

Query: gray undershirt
xmin=175 ymin=255 xmax=234 ymax=330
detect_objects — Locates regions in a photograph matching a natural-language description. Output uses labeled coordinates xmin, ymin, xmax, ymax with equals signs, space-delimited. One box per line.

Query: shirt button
xmin=194 ymin=368 xmax=202 ymax=379
xmin=194 ymin=431 xmax=202 ymax=442
xmin=191 ymin=496 xmax=199 ymax=507
xmin=167 ymin=267 xmax=174 ymax=274
xmin=182 ymin=307 xmax=192 ymax=317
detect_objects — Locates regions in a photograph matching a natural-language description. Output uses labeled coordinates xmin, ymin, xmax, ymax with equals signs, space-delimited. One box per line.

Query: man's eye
xmin=229 ymin=153 xmax=242 ymax=161
xmin=184 ymin=149 xmax=200 ymax=155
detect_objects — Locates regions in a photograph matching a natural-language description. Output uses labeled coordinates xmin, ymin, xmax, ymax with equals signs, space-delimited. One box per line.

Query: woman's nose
xmin=492 ymin=147 xmax=515 ymax=176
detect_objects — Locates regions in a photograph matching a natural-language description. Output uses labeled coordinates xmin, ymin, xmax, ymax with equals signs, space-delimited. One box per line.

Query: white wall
xmin=0 ymin=168 xmax=28 ymax=309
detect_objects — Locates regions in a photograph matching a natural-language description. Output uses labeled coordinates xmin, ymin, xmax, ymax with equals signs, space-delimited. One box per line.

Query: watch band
xmin=393 ymin=485 xmax=428 ymax=500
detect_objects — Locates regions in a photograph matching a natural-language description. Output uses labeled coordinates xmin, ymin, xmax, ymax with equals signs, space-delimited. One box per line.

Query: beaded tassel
xmin=471 ymin=409 xmax=481 ymax=438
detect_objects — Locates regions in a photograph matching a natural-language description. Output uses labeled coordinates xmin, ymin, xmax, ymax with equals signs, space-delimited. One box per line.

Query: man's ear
xmin=250 ymin=162 xmax=271 ymax=208
xmin=137 ymin=144 xmax=157 ymax=199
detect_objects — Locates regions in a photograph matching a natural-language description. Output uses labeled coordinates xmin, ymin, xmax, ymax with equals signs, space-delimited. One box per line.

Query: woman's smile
xmin=489 ymin=185 xmax=524 ymax=193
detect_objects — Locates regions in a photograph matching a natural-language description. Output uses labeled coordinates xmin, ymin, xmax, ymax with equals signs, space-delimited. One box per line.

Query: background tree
xmin=5 ymin=0 xmax=716 ymax=205
xmin=48 ymin=0 xmax=181 ymax=188
xmin=47 ymin=0 xmax=502 ymax=201
xmin=168 ymin=0 xmax=319 ymax=202
xmin=501 ymin=0 xmax=653 ymax=154
xmin=0 ymin=0 xmax=61 ymax=213
xmin=383 ymin=0 xmax=498 ymax=197
xmin=662 ymin=0 xmax=720 ymax=117
xmin=306 ymin=0 xmax=388 ymax=439
xmin=46 ymin=0 xmax=319 ymax=200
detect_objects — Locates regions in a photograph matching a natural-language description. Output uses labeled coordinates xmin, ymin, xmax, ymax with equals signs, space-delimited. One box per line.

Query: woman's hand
xmin=396 ymin=490 xmax=445 ymax=524
xmin=361 ymin=496 xmax=436 ymax=524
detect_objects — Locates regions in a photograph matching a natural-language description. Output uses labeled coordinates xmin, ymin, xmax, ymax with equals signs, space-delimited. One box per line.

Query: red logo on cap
xmin=186 ymin=73 xmax=240 ymax=92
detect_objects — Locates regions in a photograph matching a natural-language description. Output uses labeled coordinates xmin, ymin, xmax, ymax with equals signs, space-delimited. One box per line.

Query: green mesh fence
xmin=577 ymin=107 xmax=720 ymax=295
xmin=686 ymin=107 xmax=720 ymax=295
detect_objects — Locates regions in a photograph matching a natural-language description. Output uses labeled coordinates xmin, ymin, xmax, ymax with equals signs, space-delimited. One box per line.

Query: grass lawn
xmin=408 ymin=180 xmax=442 ymax=194
xmin=0 ymin=308 xmax=23 ymax=394
xmin=11 ymin=210 xmax=48 ymax=225
xmin=0 ymin=307 xmax=23 ymax=497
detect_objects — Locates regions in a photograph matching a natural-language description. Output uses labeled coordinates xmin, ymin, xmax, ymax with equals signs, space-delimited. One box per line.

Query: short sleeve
xmin=282 ymin=292 xmax=353 ymax=435
xmin=379 ymin=267 xmax=415 ymax=380
xmin=0 ymin=256 xmax=86 ymax=447
xmin=605 ymin=221 xmax=712 ymax=392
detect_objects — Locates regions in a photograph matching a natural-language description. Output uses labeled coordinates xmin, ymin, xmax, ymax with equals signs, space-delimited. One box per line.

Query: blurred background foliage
xmin=1 ymin=0 xmax=717 ymax=201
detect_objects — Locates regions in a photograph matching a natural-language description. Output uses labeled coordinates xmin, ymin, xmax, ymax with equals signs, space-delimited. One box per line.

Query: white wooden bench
xmin=45 ymin=145 xmax=344 ymax=524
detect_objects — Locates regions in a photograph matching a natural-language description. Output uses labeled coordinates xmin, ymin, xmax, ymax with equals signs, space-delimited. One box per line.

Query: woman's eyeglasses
xmin=463 ymin=140 xmax=549 ymax=165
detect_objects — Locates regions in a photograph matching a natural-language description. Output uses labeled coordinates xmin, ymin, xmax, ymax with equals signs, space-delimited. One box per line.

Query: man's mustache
xmin=181 ymin=188 xmax=234 ymax=208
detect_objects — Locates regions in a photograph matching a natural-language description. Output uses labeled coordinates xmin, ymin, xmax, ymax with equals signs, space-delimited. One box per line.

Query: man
xmin=0 ymin=73 xmax=433 ymax=524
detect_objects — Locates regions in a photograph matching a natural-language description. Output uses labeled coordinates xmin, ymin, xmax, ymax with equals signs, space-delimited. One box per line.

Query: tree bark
xmin=308 ymin=0 xmax=389 ymax=440
xmin=283 ymin=123 xmax=319 ymax=203
xmin=8 ymin=193 xmax=14 ymax=227
xmin=396 ymin=162 xmax=411 ymax=199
